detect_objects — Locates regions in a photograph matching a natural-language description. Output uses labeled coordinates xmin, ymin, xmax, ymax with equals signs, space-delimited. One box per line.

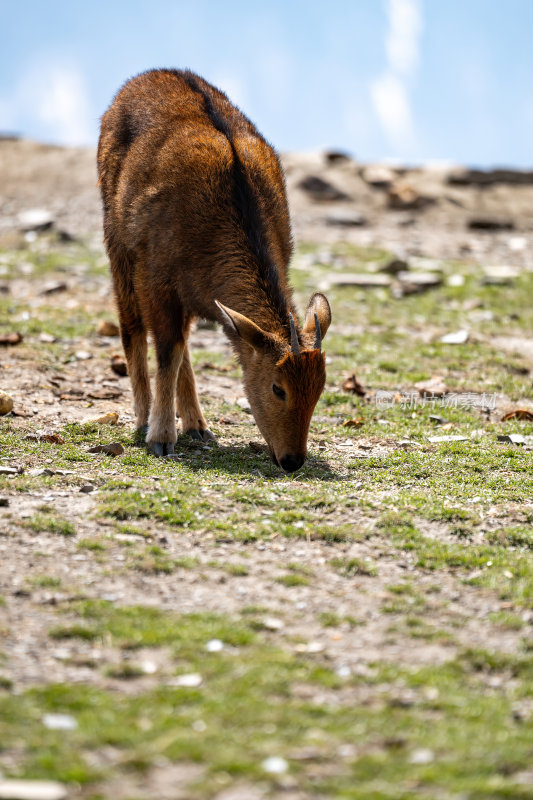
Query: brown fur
xmin=97 ymin=68 xmax=331 ymax=470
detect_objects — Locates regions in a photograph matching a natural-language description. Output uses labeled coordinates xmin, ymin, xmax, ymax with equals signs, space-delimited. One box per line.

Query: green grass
xmin=1 ymin=602 xmax=533 ymax=797
xmin=3 ymin=238 xmax=533 ymax=797
xmin=25 ymin=511 xmax=76 ymax=537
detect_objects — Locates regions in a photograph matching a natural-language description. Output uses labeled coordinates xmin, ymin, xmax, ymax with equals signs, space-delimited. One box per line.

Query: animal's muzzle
xmin=279 ymin=454 xmax=305 ymax=473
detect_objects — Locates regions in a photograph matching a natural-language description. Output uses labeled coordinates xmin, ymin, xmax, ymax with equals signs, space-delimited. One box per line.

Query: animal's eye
xmin=272 ymin=383 xmax=286 ymax=400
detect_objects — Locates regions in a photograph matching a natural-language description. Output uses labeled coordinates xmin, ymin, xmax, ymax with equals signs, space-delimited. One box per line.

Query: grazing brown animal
xmin=97 ymin=69 xmax=331 ymax=472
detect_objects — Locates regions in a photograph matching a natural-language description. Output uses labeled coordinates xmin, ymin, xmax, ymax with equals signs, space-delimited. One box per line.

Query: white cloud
xmin=371 ymin=73 xmax=414 ymax=145
xmin=0 ymin=62 xmax=94 ymax=146
xmin=386 ymin=0 xmax=423 ymax=76
xmin=371 ymin=0 xmax=423 ymax=151
xmin=36 ymin=67 xmax=93 ymax=146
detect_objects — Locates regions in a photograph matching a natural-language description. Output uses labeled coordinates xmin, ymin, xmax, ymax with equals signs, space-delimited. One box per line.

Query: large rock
xmin=387 ymin=182 xmax=435 ymax=210
xmin=324 ymin=209 xmax=367 ymax=227
xmin=361 ymin=164 xmax=397 ymax=188
xmin=448 ymin=168 xmax=533 ymax=187
xmin=297 ymin=175 xmax=350 ymax=201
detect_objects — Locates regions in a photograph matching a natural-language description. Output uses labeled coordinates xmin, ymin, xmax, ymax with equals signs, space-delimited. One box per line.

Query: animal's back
xmin=97 ymin=69 xmax=292 ymax=319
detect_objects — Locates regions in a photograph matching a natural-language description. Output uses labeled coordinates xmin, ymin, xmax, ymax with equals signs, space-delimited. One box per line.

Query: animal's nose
xmin=279 ymin=454 xmax=305 ymax=473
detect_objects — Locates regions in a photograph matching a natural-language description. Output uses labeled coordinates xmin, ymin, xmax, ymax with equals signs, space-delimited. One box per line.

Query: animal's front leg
xmin=146 ymin=340 xmax=183 ymax=456
xmin=176 ymin=345 xmax=216 ymax=442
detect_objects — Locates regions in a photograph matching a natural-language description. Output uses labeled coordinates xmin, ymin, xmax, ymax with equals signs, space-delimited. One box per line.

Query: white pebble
xmin=205 ymin=639 xmax=224 ymax=652
xmin=42 ymin=713 xmax=77 ymax=731
xmin=262 ymin=756 xmax=288 ymax=774
xmin=172 ymin=673 xmax=203 ymax=688
xmin=409 ymin=748 xmax=435 ymax=764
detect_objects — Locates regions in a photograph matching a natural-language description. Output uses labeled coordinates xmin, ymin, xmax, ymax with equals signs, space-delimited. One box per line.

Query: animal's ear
xmin=215 ymin=300 xmax=275 ymax=353
xmin=303 ymin=293 xmax=331 ymax=345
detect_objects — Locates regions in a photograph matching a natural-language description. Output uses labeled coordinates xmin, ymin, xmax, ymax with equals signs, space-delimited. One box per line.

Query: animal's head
xmin=216 ymin=293 xmax=331 ymax=472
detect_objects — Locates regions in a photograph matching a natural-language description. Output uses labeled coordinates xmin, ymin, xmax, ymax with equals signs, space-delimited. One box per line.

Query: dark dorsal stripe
xmin=164 ymin=69 xmax=289 ymax=326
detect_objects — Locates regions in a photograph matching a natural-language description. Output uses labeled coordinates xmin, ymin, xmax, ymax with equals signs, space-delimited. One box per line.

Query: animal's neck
xmin=216 ymin=255 xmax=296 ymax=341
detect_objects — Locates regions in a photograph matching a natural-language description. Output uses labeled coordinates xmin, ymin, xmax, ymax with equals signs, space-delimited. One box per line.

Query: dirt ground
xmin=1 ymin=138 xmax=533 ymax=798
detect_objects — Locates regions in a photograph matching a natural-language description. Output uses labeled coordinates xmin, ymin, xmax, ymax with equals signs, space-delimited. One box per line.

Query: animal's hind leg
xmin=111 ymin=252 xmax=151 ymax=435
xmin=176 ymin=343 xmax=215 ymax=442
xmin=145 ymin=303 xmax=184 ymax=456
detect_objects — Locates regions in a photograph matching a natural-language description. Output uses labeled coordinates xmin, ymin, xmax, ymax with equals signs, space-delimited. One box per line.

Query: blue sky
xmin=2 ymin=0 xmax=533 ymax=167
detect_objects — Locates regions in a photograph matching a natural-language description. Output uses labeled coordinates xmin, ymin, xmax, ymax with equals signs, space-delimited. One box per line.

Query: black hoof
xmin=186 ymin=428 xmax=217 ymax=443
xmin=148 ymin=441 xmax=175 ymax=457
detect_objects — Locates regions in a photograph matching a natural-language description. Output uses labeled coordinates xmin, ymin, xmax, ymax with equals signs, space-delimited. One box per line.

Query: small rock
xmin=497 ymin=434 xmax=526 ymax=445
xmin=388 ymin=182 xmax=434 ymax=210
xmin=82 ymin=411 xmax=119 ymax=425
xmin=297 ymin=175 xmax=349 ymax=201
xmin=0 ymin=332 xmax=23 ymax=346
xmin=409 ymin=748 xmax=435 ymax=765
xmin=29 ymin=468 xmax=55 ymax=476
xmin=298 ymin=641 xmax=325 ymax=654
xmin=171 ymin=673 xmax=203 ymax=687
xmin=110 ymin=355 xmax=128 ymax=376
xmin=75 ymin=350 xmax=92 ymax=361
xmin=205 ymin=639 xmax=224 ymax=652
xmin=0 ymin=779 xmax=67 ymax=800
xmin=482 ymin=265 xmax=519 ymax=285
xmin=325 ymin=272 xmax=392 ymax=288
xmin=17 ymin=208 xmax=54 ymax=232
xmin=0 ymin=391 xmax=14 ymax=416
xmin=97 ymin=319 xmax=120 ymax=337
xmin=430 ymin=415 xmax=449 ymax=425
xmin=439 ymin=329 xmax=469 ymax=345
xmin=42 ymin=713 xmax=77 ymax=731
xmin=79 ymin=484 xmax=95 ymax=493
xmin=468 ymin=217 xmax=514 ymax=231
xmin=508 ymin=236 xmax=527 ymax=252
xmin=263 ymin=617 xmax=284 ymax=631
xmin=0 ymin=466 xmax=23 ymax=475
xmin=396 ymin=271 xmax=442 ymax=293
xmin=415 ymin=376 xmax=448 ymax=397
xmin=38 ymin=332 xmax=56 ymax=343
xmin=40 ymin=281 xmax=67 ymax=295
xmin=447 ymin=274 xmax=465 ymax=287
xmin=324 ymin=210 xmax=366 ymax=227
xmin=378 ymin=257 xmax=409 ymax=275
xmin=427 ymin=435 xmax=468 ymax=443
xmin=87 ymin=388 xmax=122 ymax=400
xmin=262 ymin=756 xmax=289 ymax=774
xmin=88 ymin=442 xmax=125 ymax=456
xmin=236 ymin=397 xmax=251 ymax=412
xmin=0 ymin=497 xmax=9 ymax=506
